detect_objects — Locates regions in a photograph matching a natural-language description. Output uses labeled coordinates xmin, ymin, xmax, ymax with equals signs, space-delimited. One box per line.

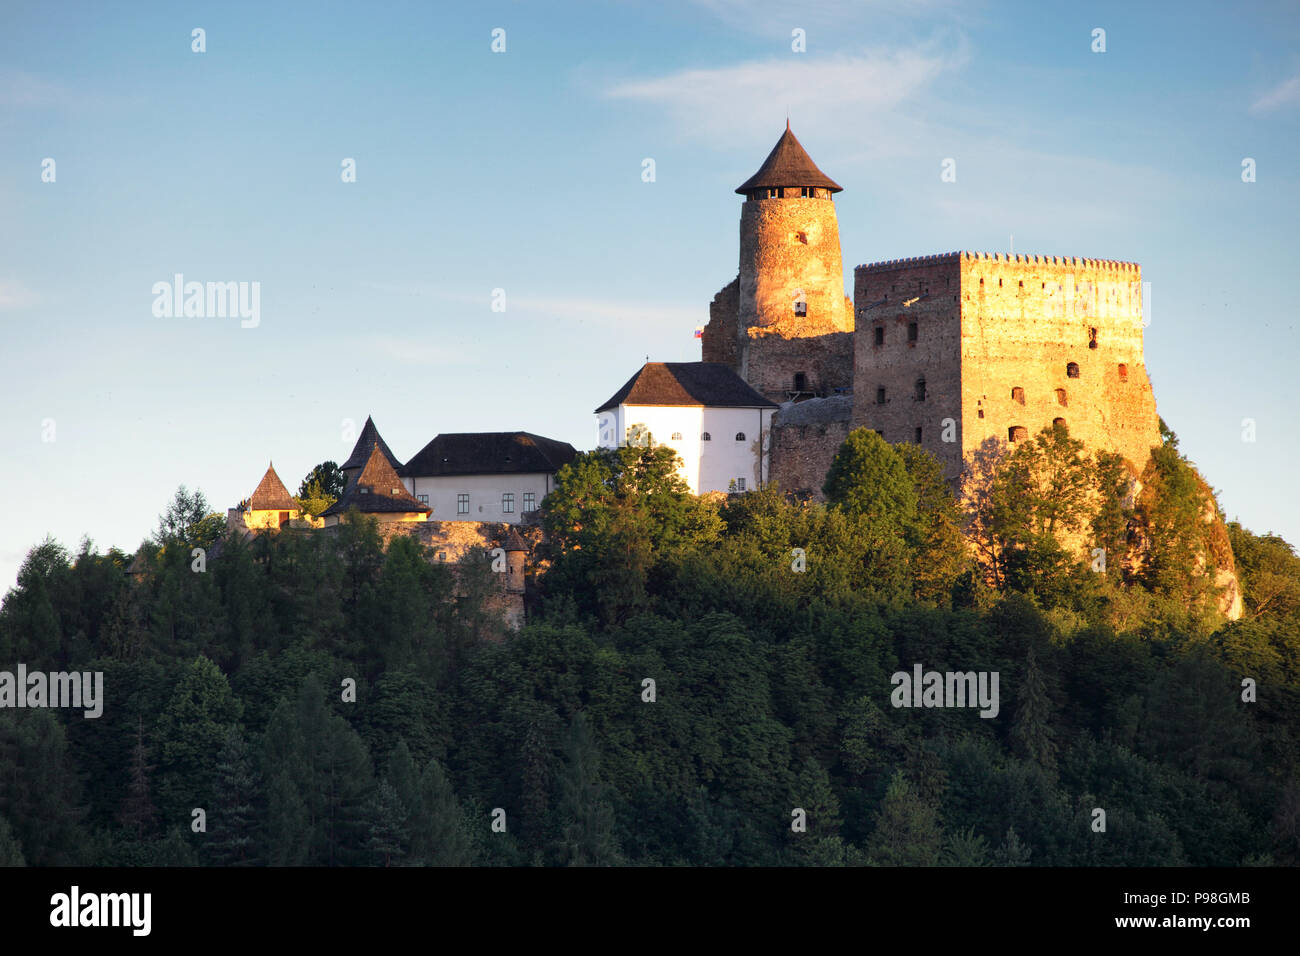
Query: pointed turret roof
xmin=502 ymin=528 xmax=529 ymax=553
xmin=341 ymin=416 xmax=400 ymax=473
xmin=323 ymin=443 xmax=430 ymax=517
xmin=735 ymin=122 xmax=842 ymax=194
xmin=248 ymin=462 xmax=299 ymax=511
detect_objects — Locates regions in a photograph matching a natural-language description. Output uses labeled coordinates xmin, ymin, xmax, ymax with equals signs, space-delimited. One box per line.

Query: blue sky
xmin=2 ymin=0 xmax=1298 ymax=593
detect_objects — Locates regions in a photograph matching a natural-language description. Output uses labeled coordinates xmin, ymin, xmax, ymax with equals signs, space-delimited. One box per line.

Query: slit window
xmin=908 ymin=322 xmax=918 ymax=343
xmin=1088 ymin=327 xmax=1098 ymax=349
xmin=1118 ymin=363 xmax=1128 ymax=381
xmin=874 ymin=326 xmax=884 ymax=346
xmin=914 ymin=427 xmax=923 ymax=443
xmin=915 ymin=378 xmax=927 ymax=401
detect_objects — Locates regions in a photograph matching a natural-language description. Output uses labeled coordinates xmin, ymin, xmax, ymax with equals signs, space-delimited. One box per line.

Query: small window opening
xmin=907 ymin=322 xmax=918 ymax=343
xmin=1011 ymin=386 xmax=1025 ymax=404
xmin=1067 ymin=362 xmax=1080 ymax=378
xmin=1088 ymin=327 xmax=1098 ymax=349
xmin=701 ymin=432 xmax=711 ymax=441
xmin=793 ymin=372 xmax=807 ymax=392
xmin=1055 ymin=388 xmax=1067 ymax=407
xmin=1118 ymin=363 xmax=1128 ymax=381
xmin=914 ymin=378 xmax=927 ymax=401
xmin=793 ymin=299 xmax=807 ymax=316
xmin=874 ymin=327 xmax=884 ymax=346
xmin=914 ymin=427 xmax=923 ymax=443
xmin=876 ymin=386 xmax=887 ymax=405
xmin=1009 ymin=426 xmax=1027 ymax=442
xmin=735 ymin=432 xmax=746 ymax=441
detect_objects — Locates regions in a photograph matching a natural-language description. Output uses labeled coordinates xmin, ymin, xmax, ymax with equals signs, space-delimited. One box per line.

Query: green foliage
xmin=297 ymin=461 xmax=345 ymax=517
xmin=1 ymin=426 xmax=1296 ymax=868
xmin=154 ymin=485 xmax=225 ymax=550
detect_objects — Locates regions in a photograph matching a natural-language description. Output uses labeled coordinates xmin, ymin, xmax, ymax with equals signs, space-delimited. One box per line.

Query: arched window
xmin=1055 ymin=388 xmax=1067 ymax=407
xmin=735 ymin=432 xmax=746 ymax=441
xmin=1008 ymin=426 xmax=1028 ymax=442
xmin=701 ymin=432 xmax=711 ymax=441
xmin=671 ymin=432 xmax=682 ymax=441
xmin=915 ymin=377 xmax=927 ymax=401
xmin=1066 ymin=362 xmax=1080 ymax=378
xmin=1118 ymin=363 xmax=1128 ymax=381
xmin=1053 ymin=417 xmax=1067 ymax=430
xmin=1011 ymin=386 xmax=1025 ymax=404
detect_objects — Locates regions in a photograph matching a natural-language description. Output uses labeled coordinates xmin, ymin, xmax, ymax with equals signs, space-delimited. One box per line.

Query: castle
xmin=702 ymin=123 xmax=1162 ymax=495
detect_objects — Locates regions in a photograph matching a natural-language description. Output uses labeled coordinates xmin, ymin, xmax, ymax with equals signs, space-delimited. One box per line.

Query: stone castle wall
xmin=769 ymin=394 xmax=853 ymax=499
xmin=852 ymin=254 xmax=965 ymax=480
xmin=701 ymin=278 xmax=739 ymax=367
xmin=851 ymin=252 xmax=1161 ymax=483
xmin=955 ymin=252 xmax=1159 ymax=477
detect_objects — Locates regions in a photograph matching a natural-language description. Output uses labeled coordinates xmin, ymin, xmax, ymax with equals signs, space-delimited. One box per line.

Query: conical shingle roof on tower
xmin=248 ymin=462 xmax=299 ymax=511
xmin=323 ymin=443 xmax=430 ymax=516
xmin=735 ymin=122 xmax=843 ymax=194
xmin=341 ymin=416 xmax=401 ymax=474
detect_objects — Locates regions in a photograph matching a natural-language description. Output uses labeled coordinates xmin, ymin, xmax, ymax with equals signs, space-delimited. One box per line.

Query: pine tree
xmin=868 ymin=771 xmax=943 ymax=866
xmin=365 ymin=779 xmax=409 ymax=866
xmin=1010 ymin=646 xmax=1057 ymax=770
xmin=118 ymin=717 xmax=157 ymax=841
xmin=787 ymin=757 xmax=847 ymax=866
xmin=995 ymin=826 xmax=1033 ymax=866
xmin=209 ymin=727 xmax=259 ymax=866
xmin=942 ymin=826 xmax=991 ymax=866
xmin=554 ymin=713 xmax=622 ymax=867
xmin=412 ymin=757 xmax=473 ymax=866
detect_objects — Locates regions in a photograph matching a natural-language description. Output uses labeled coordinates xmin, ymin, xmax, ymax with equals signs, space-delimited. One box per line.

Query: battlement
xmin=858 ymin=251 xmax=1140 ymax=274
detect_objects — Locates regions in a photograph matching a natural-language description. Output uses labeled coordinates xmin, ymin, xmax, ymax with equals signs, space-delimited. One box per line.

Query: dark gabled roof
xmin=735 ymin=122 xmax=843 ymax=194
xmin=248 ymin=462 xmax=298 ymax=511
xmin=502 ymin=528 xmax=529 ymax=553
xmin=595 ymin=362 xmax=778 ymax=413
xmin=341 ymin=416 xmax=400 ymax=472
xmin=402 ymin=432 xmax=578 ymax=478
xmin=323 ymin=443 xmax=430 ymax=516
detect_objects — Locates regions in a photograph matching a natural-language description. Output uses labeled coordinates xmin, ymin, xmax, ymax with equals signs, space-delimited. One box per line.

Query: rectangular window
xmin=874 ymin=327 xmax=884 ymax=346
xmin=417 ymin=494 xmax=429 ymax=505
xmin=523 ymin=492 xmax=536 ymax=512
xmin=876 ymin=386 xmax=886 ymax=405
xmin=736 ymin=478 xmax=746 ymax=491
xmin=914 ymin=427 xmax=923 ymax=444
xmin=457 ymin=493 xmax=469 ymax=515
xmin=502 ymin=493 xmax=514 ymax=513
xmin=908 ymin=322 xmax=918 ymax=342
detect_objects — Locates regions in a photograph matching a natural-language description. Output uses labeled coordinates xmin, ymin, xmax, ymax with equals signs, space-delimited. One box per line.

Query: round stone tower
xmin=713 ymin=122 xmax=854 ymax=404
xmin=736 ymin=122 xmax=851 ymax=338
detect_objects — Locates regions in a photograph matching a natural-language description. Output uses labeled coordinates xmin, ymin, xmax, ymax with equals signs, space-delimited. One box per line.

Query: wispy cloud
xmin=0 ymin=279 xmax=39 ymax=309
xmin=1250 ymin=73 xmax=1300 ymax=114
xmin=605 ymin=40 xmax=969 ymax=142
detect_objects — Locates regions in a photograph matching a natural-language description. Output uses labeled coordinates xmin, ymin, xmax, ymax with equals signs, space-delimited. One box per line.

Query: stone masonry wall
xmin=852 ymin=254 xmax=965 ymax=481
xmin=770 ymin=394 xmax=853 ymax=499
xmin=701 ymin=277 xmax=740 ymax=368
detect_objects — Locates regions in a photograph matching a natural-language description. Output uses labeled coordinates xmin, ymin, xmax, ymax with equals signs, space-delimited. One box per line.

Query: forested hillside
xmin=1 ymin=425 xmax=1297 ymax=866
